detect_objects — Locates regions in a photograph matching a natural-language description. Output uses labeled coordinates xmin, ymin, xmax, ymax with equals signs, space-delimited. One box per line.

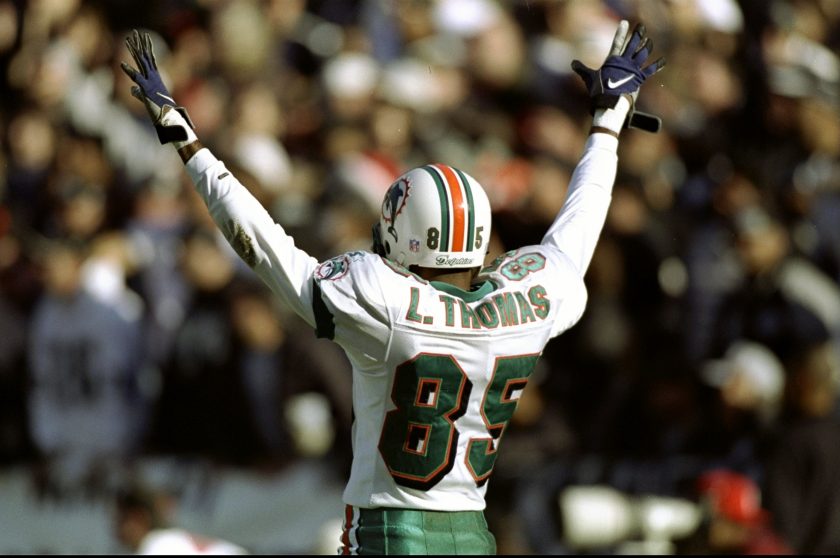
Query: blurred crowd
xmin=1 ymin=0 xmax=840 ymax=554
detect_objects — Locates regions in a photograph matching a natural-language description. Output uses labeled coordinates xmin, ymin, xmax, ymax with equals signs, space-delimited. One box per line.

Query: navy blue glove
xmin=572 ymin=21 xmax=665 ymax=132
xmin=120 ymin=30 xmax=196 ymax=144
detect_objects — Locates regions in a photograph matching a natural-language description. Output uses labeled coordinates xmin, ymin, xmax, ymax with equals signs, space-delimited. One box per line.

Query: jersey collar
xmin=430 ymin=280 xmax=494 ymax=302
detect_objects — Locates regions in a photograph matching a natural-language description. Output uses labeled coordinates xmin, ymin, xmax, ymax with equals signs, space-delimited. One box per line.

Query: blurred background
xmin=1 ymin=0 xmax=839 ymax=554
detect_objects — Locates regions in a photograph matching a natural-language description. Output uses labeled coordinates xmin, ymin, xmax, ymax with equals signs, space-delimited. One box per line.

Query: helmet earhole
xmin=385 ymin=241 xmax=391 ymax=254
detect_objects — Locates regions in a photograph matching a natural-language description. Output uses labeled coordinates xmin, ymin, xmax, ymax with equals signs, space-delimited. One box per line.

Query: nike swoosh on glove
xmin=120 ymin=29 xmax=196 ymax=144
xmin=571 ymin=20 xmax=666 ymax=133
xmin=571 ymin=21 xmax=665 ymax=110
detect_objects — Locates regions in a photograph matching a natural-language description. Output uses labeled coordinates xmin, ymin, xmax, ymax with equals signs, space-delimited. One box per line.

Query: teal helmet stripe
xmin=421 ymin=165 xmax=451 ymax=251
xmin=453 ymin=167 xmax=476 ymax=251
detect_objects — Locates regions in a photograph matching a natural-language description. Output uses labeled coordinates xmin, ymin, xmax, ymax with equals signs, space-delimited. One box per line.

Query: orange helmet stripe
xmin=434 ymin=164 xmax=467 ymax=252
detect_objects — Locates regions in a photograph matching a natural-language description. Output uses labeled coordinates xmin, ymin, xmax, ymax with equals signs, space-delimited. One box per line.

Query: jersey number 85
xmin=378 ymin=353 xmax=539 ymax=490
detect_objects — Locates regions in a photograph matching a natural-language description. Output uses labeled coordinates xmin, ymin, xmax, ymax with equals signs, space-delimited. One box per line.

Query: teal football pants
xmin=339 ymin=505 xmax=497 ymax=555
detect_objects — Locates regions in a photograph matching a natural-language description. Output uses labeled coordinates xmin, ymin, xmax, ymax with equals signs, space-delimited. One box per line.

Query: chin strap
xmin=371 ymin=223 xmax=386 ymax=257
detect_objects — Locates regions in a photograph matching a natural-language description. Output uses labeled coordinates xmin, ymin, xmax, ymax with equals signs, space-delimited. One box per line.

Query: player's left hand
xmin=120 ymin=30 xmax=196 ymax=145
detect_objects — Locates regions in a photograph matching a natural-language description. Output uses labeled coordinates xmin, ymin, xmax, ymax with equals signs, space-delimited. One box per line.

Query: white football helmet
xmin=372 ymin=164 xmax=492 ymax=269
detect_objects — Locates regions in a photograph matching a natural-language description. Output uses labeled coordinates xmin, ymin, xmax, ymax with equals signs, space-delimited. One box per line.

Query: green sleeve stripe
xmin=312 ymin=280 xmax=335 ymax=340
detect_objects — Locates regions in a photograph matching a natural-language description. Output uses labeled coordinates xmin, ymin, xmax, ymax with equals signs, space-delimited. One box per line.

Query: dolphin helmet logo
xmin=382 ymin=177 xmax=410 ymax=243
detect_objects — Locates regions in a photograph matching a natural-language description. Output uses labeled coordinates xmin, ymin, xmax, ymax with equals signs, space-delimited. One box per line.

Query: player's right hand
xmin=571 ymin=20 xmax=666 ymax=133
xmin=572 ymin=20 xmax=665 ymax=109
xmin=120 ymin=29 xmax=196 ymax=145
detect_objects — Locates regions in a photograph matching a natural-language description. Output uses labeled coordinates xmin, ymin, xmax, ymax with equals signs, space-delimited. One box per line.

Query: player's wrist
xmin=591 ymin=95 xmax=632 ymax=135
xmin=177 ymin=140 xmax=203 ymax=163
xmin=158 ymin=104 xmax=198 ymax=150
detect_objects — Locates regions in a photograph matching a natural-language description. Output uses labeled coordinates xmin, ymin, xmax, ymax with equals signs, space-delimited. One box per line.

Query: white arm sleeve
xmin=186 ymin=148 xmax=320 ymax=327
xmin=541 ymin=133 xmax=618 ymax=276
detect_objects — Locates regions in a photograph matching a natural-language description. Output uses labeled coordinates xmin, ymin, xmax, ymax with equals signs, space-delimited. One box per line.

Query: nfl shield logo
xmin=409 ymin=239 xmax=420 ymax=252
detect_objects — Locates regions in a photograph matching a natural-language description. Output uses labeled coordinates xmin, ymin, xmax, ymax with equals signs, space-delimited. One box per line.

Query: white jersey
xmin=185 ymin=133 xmax=619 ymax=512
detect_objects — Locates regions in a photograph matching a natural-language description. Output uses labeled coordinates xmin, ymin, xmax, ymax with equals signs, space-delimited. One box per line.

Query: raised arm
xmin=120 ymin=30 xmax=319 ymax=326
xmin=542 ymin=20 xmax=665 ymax=275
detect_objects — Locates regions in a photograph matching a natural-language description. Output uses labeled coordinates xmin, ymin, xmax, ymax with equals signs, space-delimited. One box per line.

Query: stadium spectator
xmin=27 ymin=238 xmax=146 ymax=498
xmin=150 ymin=225 xmax=264 ymax=466
xmin=763 ymin=341 xmax=840 ymax=554
xmin=707 ymin=203 xmax=840 ymax=364
xmin=675 ymin=468 xmax=792 ymax=555
xmin=113 ymin=483 xmax=249 ymax=555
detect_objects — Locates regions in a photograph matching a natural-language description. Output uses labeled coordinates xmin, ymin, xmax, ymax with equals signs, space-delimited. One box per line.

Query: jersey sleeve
xmin=311 ymin=252 xmax=392 ymax=366
xmin=479 ymin=246 xmax=588 ymax=339
xmin=541 ymin=133 xmax=618 ymax=277
xmin=186 ymin=148 xmax=319 ymax=327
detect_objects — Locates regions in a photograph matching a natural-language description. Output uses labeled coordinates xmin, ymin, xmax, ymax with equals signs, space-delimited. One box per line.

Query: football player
xmin=121 ymin=18 xmax=664 ymax=555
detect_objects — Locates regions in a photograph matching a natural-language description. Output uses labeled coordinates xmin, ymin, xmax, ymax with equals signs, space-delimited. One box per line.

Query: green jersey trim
xmin=430 ymin=280 xmax=494 ymax=302
xmin=312 ymin=280 xmax=335 ymax=340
